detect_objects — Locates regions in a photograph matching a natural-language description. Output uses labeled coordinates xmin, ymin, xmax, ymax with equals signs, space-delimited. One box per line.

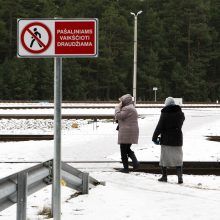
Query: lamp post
xmin=153 ymin=87 xmax=158 ymax=102
xmin=130 ymin=10 xmax=142 ymax=105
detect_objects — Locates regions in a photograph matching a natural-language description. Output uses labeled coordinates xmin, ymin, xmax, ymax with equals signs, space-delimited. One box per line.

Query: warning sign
xmin=17 ymin=19 xmax=98 ymax=58
xmin=21 ymin=22 xmax=52 ymax=54
xmin=55 ymin=21 xmax=96 ymax=55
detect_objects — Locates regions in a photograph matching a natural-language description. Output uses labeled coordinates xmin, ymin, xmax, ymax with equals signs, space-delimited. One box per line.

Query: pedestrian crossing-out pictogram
xmin=21 ymin=22 xmax=52 ymax=54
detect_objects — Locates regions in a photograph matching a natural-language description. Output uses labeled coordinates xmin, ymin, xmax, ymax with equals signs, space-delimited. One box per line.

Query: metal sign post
xmin=53 ymin=57 xmax=62 ymax=220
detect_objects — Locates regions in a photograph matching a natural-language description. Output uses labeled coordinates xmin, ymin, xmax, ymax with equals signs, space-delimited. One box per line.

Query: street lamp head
xmin=130 ymin=11 xmax=143 ymax=16
xmin=137 ymin=10 xmax=143 ymax=15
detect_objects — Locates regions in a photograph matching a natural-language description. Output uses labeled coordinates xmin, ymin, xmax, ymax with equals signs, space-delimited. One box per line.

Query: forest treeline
xmin=0 ymin=0 xmax=219 ymax=101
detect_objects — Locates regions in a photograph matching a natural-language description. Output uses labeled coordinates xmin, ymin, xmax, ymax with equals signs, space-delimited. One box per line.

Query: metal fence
xmin=0 ymin=159 xmax=104 ymax=220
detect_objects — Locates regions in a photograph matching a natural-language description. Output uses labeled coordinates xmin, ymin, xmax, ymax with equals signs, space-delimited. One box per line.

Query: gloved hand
xmin=153 ymin=137 xmax=160 ymax=145
xmin=117 ymin=101 xmax=122 ymax=108
xmin=153 ymin=140 xmax=160 ymax=145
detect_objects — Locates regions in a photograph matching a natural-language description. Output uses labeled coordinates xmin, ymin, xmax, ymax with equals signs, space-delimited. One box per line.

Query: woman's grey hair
xmin=165 ymin=97 xmax=175 ymax=106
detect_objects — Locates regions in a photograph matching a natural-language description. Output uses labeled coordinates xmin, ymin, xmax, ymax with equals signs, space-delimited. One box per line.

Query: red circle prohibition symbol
xmin=21 ymin=22 xmax=52 ymax=54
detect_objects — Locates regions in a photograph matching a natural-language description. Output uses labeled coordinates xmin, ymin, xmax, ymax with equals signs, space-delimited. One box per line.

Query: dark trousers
xmin=120 ymin=144 xmax=132 ymax=169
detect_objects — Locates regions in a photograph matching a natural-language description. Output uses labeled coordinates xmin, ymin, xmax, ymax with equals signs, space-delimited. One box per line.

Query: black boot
xmin=128 ymin=151 xmax=140 ymax=170
xmin=118 ymin=168 xmax=129 ymax=173
xmin=120 ymin=156 xmax=129 ymax=173
xmin=176 ymin=166 xmax=183 ymax=184
xmin=158 ymin=167 xmax=167 ymax=182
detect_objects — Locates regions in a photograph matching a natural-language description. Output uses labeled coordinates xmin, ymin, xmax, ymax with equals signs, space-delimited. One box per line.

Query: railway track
xmin=0 ymin=103 xmax=219 ymax=120
xmin=0 ymin=161 xmax=219 ymax=175
xmin=131 ymin=161 xmax=220 ymax=175
xmin=0 ymin=104 xmax=218 ymax=175
xmin=0 ymin=105 xmax=219 ymax=109
xmin=0 ymin=113 xmax=115 ymax=119
xmin=70 ymin=161 xmax=220 ymax=175
xmin=1 ymin=134 xmax=218 ymax=143
xmin=206 ymin=136 xmax=220 ymax=142
xmin=0 ymin=134 xmax=53 ymax=141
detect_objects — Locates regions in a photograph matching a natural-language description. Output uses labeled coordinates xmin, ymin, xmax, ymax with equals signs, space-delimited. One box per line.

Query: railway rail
xmin=0 ymin=161 xmax=219 ymax=176
xmin=0 ymin=105 xmax=219 ymax=109
xmin=0 ymin=134 xmax=53 ymax=141
xmin=69 ymin=161 xmax=220 ymax=175
xmin=0 ymin=103 xmax=219 ymax=119
xmin=0 ymin=113 xmax=116 ymax=119
xmin=1 ymin=134 xmax=217 ymax=143
xmin=131 ymin=161 xmax=220 ymax=175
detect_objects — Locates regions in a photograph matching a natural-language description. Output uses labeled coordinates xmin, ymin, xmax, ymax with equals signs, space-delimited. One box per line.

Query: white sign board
xmin=174 ymin=98 xmax=183 ymax=105
xmin=17 ymin=18 xmax=98 ymax=58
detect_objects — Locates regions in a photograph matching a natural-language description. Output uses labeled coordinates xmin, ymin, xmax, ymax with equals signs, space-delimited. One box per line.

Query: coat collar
xmin=161 ymin=105 xmax=182 ymax=113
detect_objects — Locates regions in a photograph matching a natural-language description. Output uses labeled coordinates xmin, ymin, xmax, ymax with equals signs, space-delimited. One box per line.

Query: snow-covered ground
xmin=0 ymin=106 xmax=220 ymax=219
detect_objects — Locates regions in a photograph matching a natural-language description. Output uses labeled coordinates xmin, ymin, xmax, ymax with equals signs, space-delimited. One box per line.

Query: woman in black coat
xmin=152 ymin=97 xmax=185 ymax=184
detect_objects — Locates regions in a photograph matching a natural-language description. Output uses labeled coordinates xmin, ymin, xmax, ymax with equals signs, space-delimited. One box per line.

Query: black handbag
xmin=116 ymin=120 xmax=119 ymax=130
